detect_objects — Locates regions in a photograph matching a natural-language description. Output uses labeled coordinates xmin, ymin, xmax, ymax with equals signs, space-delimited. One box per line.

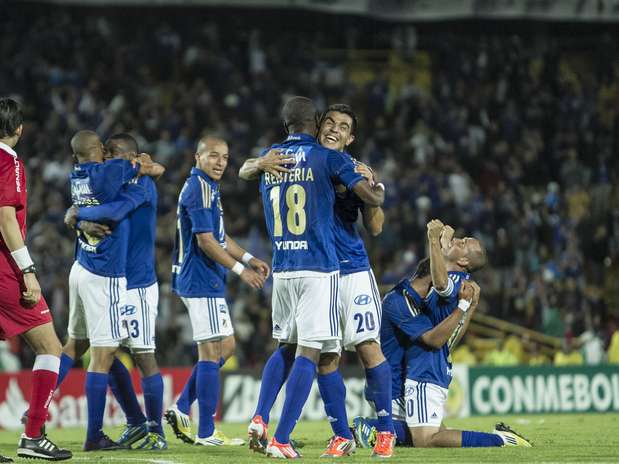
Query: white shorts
xmin=68 ymin=261 xmax=129 ymax=347
xmin=123 ymin=284 xmax=159 ymax=351
xmin=338 ymin=270 xmax=382 ymax=352
xmin=404 ymin=379 xmax=448 ymax=428
xmin=271 ymin=271 xmax=340 ymax=351
xmin=391 ymin=396 xmax=407 ymax=423
xmin=181 ymin=297 xmax=234 ymax=342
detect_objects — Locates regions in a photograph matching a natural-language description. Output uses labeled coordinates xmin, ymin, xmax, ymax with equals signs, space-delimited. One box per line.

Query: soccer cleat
xmin=352 ymin=416 xmax=377 ymax=449
xmin=17 ymin=434 xmax=72 ymax=461
xmin=371 ymin=431 xmax=395 ymax=458
xmin=135 ymin=432 xmax=168 ymax=450
xmin=194 ymin=434 xmax=224 ymax=447
xmin=493 ymin=422 xmax=533 ymax=447
xmin=164 ymin=406 xmax=193 ymax=444
xmin=212 ymin=429 xmax=245 ymax=446
xmin=117 ymin=422 xmax=149 ymax=447
xmin=0 ymin=455 xmax=11 ymax=463
xmin=320 ymin=436 xmax=356 ymax=458
xmin=265 ymin=437 xmax=301 ymax=459
xmin=83 ymin=433 xmax=130 ymax=451
xmin=248 ymin=415 xmax=268 ymax=453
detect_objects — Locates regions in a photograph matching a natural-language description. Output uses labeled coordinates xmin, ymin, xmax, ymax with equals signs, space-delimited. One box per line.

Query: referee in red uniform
xmin=0 ymin=98 xmax=72 ymax=461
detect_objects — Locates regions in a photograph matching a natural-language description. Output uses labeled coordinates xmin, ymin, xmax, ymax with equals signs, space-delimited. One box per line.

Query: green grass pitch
xmin=0 ymin=414 xmax=617 ymax=463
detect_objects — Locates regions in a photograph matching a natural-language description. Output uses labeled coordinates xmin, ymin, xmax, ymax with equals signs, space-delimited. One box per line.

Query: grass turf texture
xmin=0 ymin=414 xmax=617 ymax=463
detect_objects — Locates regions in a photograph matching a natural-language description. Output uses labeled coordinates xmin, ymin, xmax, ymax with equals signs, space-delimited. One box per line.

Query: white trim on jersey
xmin=0 ymin=141 xmax=17 ymax=157
xmin=427 ymin=273 xmax=460 ymax=299
xmin=198 ymin=177 xmax=212 ymax=208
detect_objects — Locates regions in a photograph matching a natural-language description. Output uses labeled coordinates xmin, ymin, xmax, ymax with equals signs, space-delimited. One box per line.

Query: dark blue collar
xmin=191 ymin=167 xmax=218 ymax=187
xmin=285 ymin=133 xmax=316 ymax=143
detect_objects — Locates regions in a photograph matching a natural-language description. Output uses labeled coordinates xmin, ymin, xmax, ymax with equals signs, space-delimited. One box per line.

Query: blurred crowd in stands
xmin=1 ymin=3 xmax=619 ymax=370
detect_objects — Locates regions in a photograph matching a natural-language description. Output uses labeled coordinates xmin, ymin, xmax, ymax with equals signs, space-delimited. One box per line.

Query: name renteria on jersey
xmin=263 ymin=147 xmax=314 ymax=185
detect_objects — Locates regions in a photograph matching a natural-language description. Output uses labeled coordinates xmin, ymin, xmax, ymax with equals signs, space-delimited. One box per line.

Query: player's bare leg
xmin=62 ymin=337 xmax=90 ymax=361
xmin=18 ymin=323 xmax=72 ymax=460
xmin=410 ymin=423 xmax=531 ymax=448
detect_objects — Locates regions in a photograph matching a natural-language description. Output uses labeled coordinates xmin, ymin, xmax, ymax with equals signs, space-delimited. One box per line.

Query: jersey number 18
xmin=269 ymin=184 xmax=307 ymax=236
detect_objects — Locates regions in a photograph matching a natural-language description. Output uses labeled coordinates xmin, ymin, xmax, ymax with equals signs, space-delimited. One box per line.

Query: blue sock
xmin=366 ymin=418 xmax=411 ymax=446
xmin=365 ymin=362 xmax=394 ymax=432
xmin=108 ymin=358 xmax=145 ymax=426
xmin=274 ymin=356 xmax=316 ymax=444
xmin=461 ymin=431 xmax=504 ymax=447
xmin=85 ymin=372 xmax=109 ymax=442
xmin=55 ymin=353 xmax=75 ymax=389
xmin=142 ymin=373 xmax=164 ymax=435
xmin=176 ymin=366 xmax=197 ymax=415
xmin=254 ymin=346 xmax=295 ymax=423
xmin=317 ymin=370 xmax=352 ymax=439
xmin=196 ymin=361 xmax=219 ymax=438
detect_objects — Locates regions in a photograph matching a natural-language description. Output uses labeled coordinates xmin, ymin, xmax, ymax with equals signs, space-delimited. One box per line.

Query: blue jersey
xmin=259 ymin=134 xmax=364 ymax=273
xmin=380 ymin=280 xmax=433 ymax=399
xmin=405 ymin=271 xmax=470 ymax=389
xmin=71 ymin=159 xmax=141 ymax=277
xmin=172 ymin=168 xmax=227 ymax=298
xmin=333 ymin=152 xmax=370 ymax=275
xmin=77 ymin=175 xmax=158 ymax=289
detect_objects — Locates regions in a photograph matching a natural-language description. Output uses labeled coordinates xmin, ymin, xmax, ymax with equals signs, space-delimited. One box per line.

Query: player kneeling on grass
xmin=353 ymin=220 xmax=532 ymax=449
xmin=165 ymin=135 xmax=269 ymax=447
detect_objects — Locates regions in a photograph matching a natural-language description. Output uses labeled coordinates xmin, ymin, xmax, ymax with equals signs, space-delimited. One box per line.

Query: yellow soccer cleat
xmin=164 ymin=406 xmax=193 ymax=444
xmin=493 ymin=422 xmax=533 ymax=447
xmin=212 ymin=429 xmax=245 ymax=446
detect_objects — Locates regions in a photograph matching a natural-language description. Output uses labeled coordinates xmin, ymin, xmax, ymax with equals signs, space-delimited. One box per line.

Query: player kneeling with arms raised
xmin=354 ymin=220 xmax=532 ymax=449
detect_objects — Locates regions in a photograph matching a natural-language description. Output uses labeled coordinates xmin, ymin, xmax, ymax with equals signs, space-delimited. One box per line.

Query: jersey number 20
xmin=269 ymin=184 xmax=307 ymax=236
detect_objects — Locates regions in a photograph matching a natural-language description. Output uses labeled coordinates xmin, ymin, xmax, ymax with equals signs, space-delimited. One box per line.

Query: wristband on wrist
xmin=457 ymin=299 xmax=471 ymax=312
xmin=22 ymin=265 xmax=36 ymax=275
xmin=231 ymin=262 xmax=245 ymax=276
xmin=241 ymin=252 xmax=254 ymax=265
xmin=11 ymin=246 xmax=34 ymax=271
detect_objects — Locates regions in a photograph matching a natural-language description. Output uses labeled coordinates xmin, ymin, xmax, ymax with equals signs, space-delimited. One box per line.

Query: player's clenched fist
xmin=469 ymin=280 xmax=481 ymax=306
xmin=240 ymin=267 xmax=266 ymax=289
xmin=440 ymin=225 xmax=455 ymax=250
xmin=459 ymin=280 xmax=474 ymax=302
xmin=427 ymin=219 xmax=445 ymax=241
xmin=354 ymin=161 xmax=376 ymax=186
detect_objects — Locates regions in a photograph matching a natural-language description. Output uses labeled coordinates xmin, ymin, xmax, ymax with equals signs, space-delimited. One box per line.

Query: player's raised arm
xmin=238 ymin=149 xmax=294 ymax=180
xmin=196 ymin=232 xmax=265 ymax=289
xmin=427 ymin=219 xmax=451 ymax=294
xmin=135 ymin=153 xmax=165 ymax=178
xmin=225 ymin=234 xmax=270 ymax=279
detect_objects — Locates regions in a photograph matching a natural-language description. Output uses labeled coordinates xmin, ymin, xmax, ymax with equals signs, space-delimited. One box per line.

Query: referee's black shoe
xmin=17 ymin=434 xmax=72 ymax=461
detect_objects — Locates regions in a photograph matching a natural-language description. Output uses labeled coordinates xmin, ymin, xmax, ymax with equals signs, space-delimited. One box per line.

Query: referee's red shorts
xmin=0 ymin=252 xmax=52 ymax=340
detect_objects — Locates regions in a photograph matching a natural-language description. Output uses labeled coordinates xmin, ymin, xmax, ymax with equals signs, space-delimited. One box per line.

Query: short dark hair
xmin=413 ymin=257 xmax=431 ymax=279
xmin=107 ymin=133 xmax=139 ymax=153
xmin=322 ymin=103 xmax=358 ymax=134
xmin=281 ymin=96 xmax=318 ymax=133
xmin=0 ymin=98 xmax=23 ymax=139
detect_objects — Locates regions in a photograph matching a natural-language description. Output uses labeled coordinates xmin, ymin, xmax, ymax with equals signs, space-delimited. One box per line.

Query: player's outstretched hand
xmin=354 ymin=161 xmax=376 ymax=186
xmin=427 ymin=219 xmax=445 ymax=242
xmin=240 ymin=268 xmax=266 ymax=289
xmin=64 ymin=206 xmax=79 ymax=229
xmin=136 ymin=153 xmax=166 ymax=178
xmin=78 ymin=220 xmax=111 ymax=238
xmin=249 ymin=257 xmax=271 ymax=279
xmin=22 ymin=273 xmax=42 ymax=308
xmin=257 ymin=149 xmax=295 ymax=178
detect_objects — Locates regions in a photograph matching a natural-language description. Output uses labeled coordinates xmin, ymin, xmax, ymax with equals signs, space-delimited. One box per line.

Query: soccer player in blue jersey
xmin=241 ymin=96 xmax=385 ymax=459
xmin=63 ymin=133 xmax=168 ymax=450
xmin=357 ymin=220 xmax=532 ymax=448
xmin=170 ymin=135 xmax=269 ymax=447
xmin=67 ymin=130 xmax=164 ymax=451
